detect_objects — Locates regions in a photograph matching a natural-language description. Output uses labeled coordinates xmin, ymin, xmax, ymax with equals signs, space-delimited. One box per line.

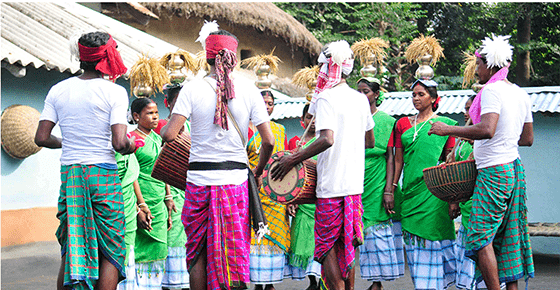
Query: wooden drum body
xmin=262 ymin=151 xmax=317 ymax=204
xmin=151 ymin=130 xmax=191 ymax=191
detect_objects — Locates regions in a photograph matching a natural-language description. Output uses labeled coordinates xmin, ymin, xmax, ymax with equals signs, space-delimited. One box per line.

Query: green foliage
xmin=275 ymin=2 xmax=560 ymax=90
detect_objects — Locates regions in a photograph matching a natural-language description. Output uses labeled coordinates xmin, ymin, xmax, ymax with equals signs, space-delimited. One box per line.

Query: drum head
xmin=262 ymin=151 xmax=305 ymax=203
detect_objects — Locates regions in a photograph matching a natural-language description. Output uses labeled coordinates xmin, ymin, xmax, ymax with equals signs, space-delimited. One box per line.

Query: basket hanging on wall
xmin=1 ymin=104 xmax=42 ymax=159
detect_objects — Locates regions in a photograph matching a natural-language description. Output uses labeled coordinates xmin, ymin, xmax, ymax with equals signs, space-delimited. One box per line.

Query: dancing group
xmin=35 ymin=23 xmax=534 ymax=290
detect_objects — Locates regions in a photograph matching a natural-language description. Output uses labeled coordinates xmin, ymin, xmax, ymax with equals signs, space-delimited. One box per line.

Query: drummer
xmin=160 ymin=22 xmax=275 ymax=290
xmin=271 ymin=40 xmax=374 ymax=290
xmin=286 ymin=103 xmax=322 ymax=289
xmin=247 ymin=90 xmax=291 ymax=290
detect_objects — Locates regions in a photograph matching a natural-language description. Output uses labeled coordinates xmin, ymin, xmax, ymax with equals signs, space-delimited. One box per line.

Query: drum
xmin=262 ymin=151 xmax=317 ymax=204
xmin=151 ymin=130 xmax=191 ymax=191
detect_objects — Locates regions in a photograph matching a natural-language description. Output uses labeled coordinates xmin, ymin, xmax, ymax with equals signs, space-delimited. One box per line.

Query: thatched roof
xmin=140 ymin=2 xmax=322 ymax=55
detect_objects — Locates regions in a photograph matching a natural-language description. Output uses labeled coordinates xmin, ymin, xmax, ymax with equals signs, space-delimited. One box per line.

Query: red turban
xmin=78 ymin=36 xmax=127 ymax=81
xmin=205 ymin=34 xmax=238 ymax=59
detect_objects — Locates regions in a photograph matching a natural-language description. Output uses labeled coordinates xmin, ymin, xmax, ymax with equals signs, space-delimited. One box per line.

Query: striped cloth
xmin=290 ymin=259 xmax=322 ymax=280
xmin=182 ymin=181 xmax=250 ymax=290
xmin=249 ymin=247 xmax=292 ymax=284
xmin=455 ymin=225 xmax=476 ymax=289
xmin=404 ymin=231 xmax=456 ymax=290
xmin=392 ymin=220 xmax=406 ymax=277
xmin=117 ymin=247 xmax=138 ymax=290
xmin=161 ymin=246 xmax=190 ymax=289
xmin=359 ymin=222 xmax=401 ymax=282
xmin=56 ymin=164 xmax=126 ymax=289
xmin=466 ymin=158 xmax=535 ymax=284
xmin=314 ymin=195 xmax=364 ymax=280
xmin=136 ymin=260 xmax=165 ymax=289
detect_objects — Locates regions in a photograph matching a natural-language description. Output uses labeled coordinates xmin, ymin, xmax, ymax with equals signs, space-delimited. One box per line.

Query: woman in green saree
xmin=356 ymin=77 xmax=403 ymax=290
xmin=393 ymin=79 xmax=458 ymax=290
xmin=287 ymin=103 xmax=321 ymax=290
xmin=129 ymin=98 xmax=176 ymax=289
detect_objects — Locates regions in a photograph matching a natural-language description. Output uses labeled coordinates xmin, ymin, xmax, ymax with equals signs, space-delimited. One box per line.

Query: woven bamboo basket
xmin=1 ymin=104 xmax=42 ymax=159
xmin=422 ymin=160 xmax=478 ymax=203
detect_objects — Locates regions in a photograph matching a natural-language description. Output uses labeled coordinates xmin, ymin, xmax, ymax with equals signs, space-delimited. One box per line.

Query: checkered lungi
xmin=290 ymin=259 xmax=322 ymax=280
xmin=404 ymin=231 xmax=456 ymax=290
xmin=183 ymin=181 xmax=250 ymax=290
xmin=314 ymin=195 xmax=364 ymax=280
xmin=392 ymin=220 xmax=406 ymax=277
xmin=136 ymin=260 xmax=165 ymax=289
xmin=455 ymin=225 xmax=476 ymax=289
xmin=250 ymin=245 xmax=292 ymax=284
xmin=161 ymin=246 xmax=190 ymax=289
xmin=466 ymin=159 xmax=535 ymax=284
xmin=117 ymin=245 xmax=138 ymax=290
xmin=359 ymin=222 xmax=401 ymax=282
xmin=56 ymin=164 xmax=126 ymax=289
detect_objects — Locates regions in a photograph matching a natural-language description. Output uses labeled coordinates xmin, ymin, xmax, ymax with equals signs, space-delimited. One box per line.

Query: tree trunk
xmin=516 ymin=4 xmax=531 ymax=87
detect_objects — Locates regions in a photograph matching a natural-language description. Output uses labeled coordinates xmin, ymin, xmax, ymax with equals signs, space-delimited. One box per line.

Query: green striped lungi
xmin=465 ymin=158 xmax=534 ymax=283
xmin=56 ymin=164 xmax=126 ymax=289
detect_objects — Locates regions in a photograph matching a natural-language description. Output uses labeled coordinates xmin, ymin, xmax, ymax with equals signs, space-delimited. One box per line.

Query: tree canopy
xmin=275 ymin=2 xmax=560 ymax=91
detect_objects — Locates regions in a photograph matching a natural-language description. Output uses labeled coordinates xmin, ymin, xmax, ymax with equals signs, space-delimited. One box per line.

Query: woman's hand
xmin=383 ymin=193 xmax=395 ymax=215
xmin=138 ymin=205 xmax=153 ymax=231
xmin=448 ymin=202 xmax=460 ymax=219
xmin=164 ymin=198 xmax=177 ymax=230
xmin=287 ymin=204 xmax=299 ymax=217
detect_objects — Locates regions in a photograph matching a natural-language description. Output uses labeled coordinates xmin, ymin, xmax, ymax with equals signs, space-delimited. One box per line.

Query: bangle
xmin=392 ymin=183 xmax=398 ymax=187
xmin=164 ymin=194 xmax=174 ymax=201
xmin=384 ymin=192 xmax=394 ymax=195
xmin=138 ymin=202 xmax=147 ymax=208
xmin=136 ymin=207 xmax=141 ymax=215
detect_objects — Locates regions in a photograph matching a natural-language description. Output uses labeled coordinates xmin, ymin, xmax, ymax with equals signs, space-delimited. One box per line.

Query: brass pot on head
xmin=255 ymin=64 xmax=272 ymax=89
xmin=415 ymin=54 xmax=434 ymax=80
xmin=360 ymin=54 xmax=377 ymax=78
xmin=169 ymin=54 xmax=186 ymax=84
xmin=133 ymin=84 xmax=154 ymax=98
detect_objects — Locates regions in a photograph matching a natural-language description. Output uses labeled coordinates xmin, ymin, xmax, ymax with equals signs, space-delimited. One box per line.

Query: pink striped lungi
xmin=182 ymin=181 xmax=250 ymax=290
xmin=314 ymin=195 xmax=364 ymax=279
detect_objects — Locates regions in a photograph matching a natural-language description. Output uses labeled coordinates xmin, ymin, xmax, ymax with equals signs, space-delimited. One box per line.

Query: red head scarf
xmin=78 ymin=36 xmax=127 ymax=81
xmin=205 ymin=34 xmax=239 ymax=130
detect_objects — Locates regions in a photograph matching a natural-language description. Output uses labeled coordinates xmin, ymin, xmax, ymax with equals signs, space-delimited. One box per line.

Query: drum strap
xmin=189 ymin=161 xmax=248 ymax=171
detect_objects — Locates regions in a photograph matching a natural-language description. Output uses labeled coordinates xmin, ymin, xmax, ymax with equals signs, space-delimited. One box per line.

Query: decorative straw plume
xmin=351 ymin=38 xmax=389 ymax=67
xmin=195 ymin=20 xmax=219 ymax=49
xmin=405 ymin=34 xmax=445 ymax=65
xmin=479 ymin=34 xmax=513 ymax=69
xmin=292 ymin=65 xmax=320 ymax=89
xmin=240 ymin=48 xmax=282 ymax=74
xmin=194 ymin=50 xmax=211 ymax=73
xmin=292 ymin=65 xmax=320 ymax=102
xmin=461 ymin=51 xmax=477 ymax=89
xmin=130 ymin=53 xmax=170 ymax=97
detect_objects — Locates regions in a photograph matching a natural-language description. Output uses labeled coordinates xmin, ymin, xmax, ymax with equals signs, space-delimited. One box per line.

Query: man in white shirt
xmin=429 ymin=34 xmax=534 ymax=290
xmin=35 ymin=31 xmax=136 ymax=290
xmin=161 ymin=27 xmax=274 ymax=290
xmin=271 ymin=40 xmax=375 ymax=290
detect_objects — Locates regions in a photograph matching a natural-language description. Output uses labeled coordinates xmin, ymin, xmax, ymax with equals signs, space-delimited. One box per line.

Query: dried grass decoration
xmin=160 ymin=50 xmax=197 ymax=84
xmin=351 ymin=38 xmax=389 ymax=67
xmin=130 ymin=53 xmax=170 ymax=98
xmin=241 ymin=48 xmax=282 ymax=89
xmin=404 ymin=34 xmax=445 ymax=65
xmin=461 ymin=51 xmax=478 ymax=89
xmin=194 ymin=50 xmax=211 ymax=73
xmin=1 ymin=104 xmax=42 ymax=159
xmin=292 ymin=65 xmax=320 ymax=101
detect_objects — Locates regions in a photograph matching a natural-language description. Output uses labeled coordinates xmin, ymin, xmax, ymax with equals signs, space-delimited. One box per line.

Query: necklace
xmin=413 ymin=112 xmax=436 ymax=142
xmin=371 ymin=109 xmax=379 ymax=117
xmin=135 ymin=128 xmax=151 ymax=139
